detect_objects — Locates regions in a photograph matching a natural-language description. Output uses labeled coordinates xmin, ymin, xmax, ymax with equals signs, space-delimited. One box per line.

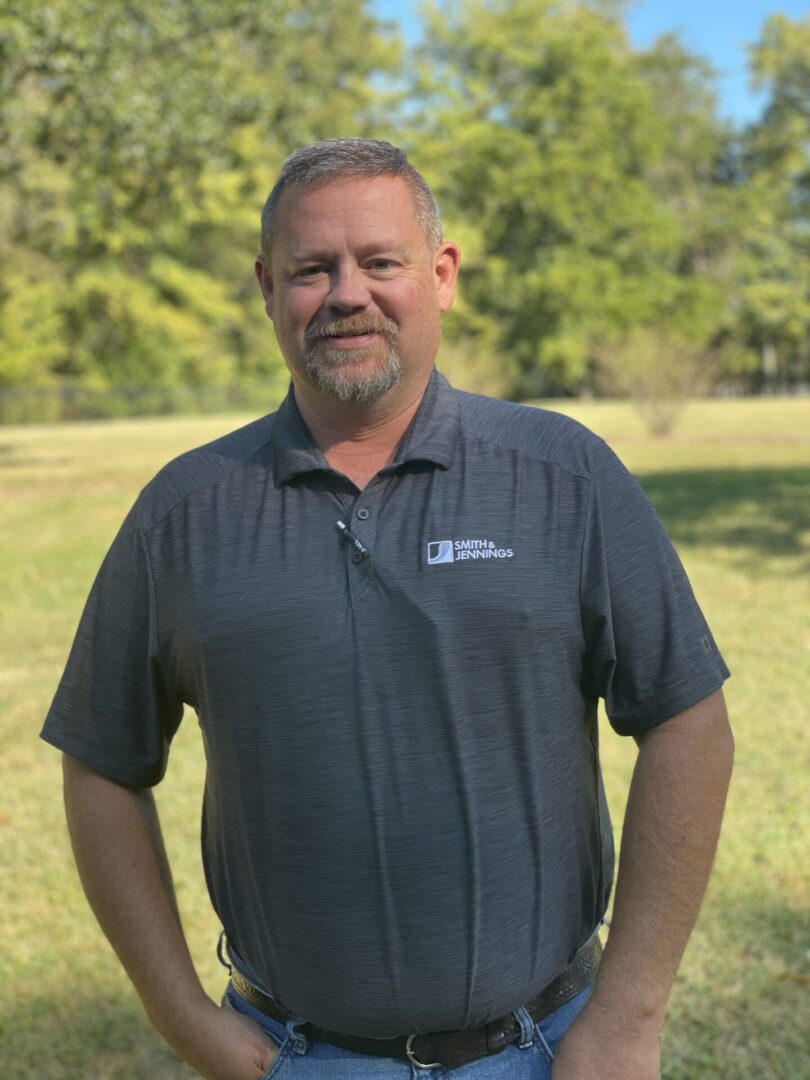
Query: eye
xmin=297 ymin=265 xmax=326 ymax=278
xmin=368 ymin=259 xmax=394 ymax=272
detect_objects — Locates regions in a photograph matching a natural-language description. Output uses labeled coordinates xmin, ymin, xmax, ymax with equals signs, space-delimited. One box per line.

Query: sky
xmin=371 ymin=0 xmax=809 ymax=126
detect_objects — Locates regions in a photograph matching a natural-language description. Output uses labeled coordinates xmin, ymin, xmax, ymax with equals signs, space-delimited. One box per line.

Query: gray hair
xmin=260 ymin=138 xmax=443 ymax=261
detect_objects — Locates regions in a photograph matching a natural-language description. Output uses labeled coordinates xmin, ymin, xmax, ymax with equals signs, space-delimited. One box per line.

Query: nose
xmin=326 ymin=264 xmax=370 ymax=313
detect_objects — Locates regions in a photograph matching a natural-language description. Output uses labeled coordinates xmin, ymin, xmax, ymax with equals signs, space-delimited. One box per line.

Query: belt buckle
xmin=405 ymin=1034 xmax=442 ymax=1070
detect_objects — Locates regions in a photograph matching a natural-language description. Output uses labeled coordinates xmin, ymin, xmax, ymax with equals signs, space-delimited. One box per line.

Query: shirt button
xmin=352 ymin=550 xmax=364 ymax=564
xmin=356 ymin=507 xmax=370 ymax=520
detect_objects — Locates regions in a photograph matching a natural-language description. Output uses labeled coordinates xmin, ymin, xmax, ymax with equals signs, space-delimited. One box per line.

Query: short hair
xmin=260 ymin=138 xmax=443 ymax=261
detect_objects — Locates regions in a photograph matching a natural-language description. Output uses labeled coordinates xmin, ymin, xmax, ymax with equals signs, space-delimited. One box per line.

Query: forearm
xmin=591 ymin=688 xmax=734 ymax=1027
xmin=63 ymin=754 xmax=280 ymax=1079
xmin=552 ymin=690 xmax=733 ymax=1078
xmin=63 ymin=755 xmax=278 ymax=1079
xmin=62 ymin=754 xmax=209 ymax=1035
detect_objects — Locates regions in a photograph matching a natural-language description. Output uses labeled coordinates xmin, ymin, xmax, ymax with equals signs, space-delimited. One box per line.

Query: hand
xmin=550 ymin=999 xmax=661 ymax=1080
xmin=157 ymin=996 xmax=281 ymax=1080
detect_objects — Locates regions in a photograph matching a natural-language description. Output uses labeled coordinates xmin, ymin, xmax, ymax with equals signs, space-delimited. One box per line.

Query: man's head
xmin=256 ymin=139 xmax=459 ymax=411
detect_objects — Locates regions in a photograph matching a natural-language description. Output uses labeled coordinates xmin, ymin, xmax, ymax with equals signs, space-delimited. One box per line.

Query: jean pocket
xmin=534 ymin=1026 xmax=555 ymax=1066
xmin=257 ymin=1039 xmax=293 ymax=1080
xmin=534 ymin=983 xmax=594 ymax=1064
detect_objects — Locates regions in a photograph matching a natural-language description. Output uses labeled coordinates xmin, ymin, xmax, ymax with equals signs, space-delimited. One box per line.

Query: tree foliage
xmin=409 ymin=0 xmax=742 ymax=397
xmin=0 ymin=0 xmax=399 ymax=397
xmin=733 ymin=14 xmax=810 ymax=388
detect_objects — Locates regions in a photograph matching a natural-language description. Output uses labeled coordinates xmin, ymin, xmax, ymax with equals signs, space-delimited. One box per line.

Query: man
xmin=42 ymin=138 xmax=733 ymax=1079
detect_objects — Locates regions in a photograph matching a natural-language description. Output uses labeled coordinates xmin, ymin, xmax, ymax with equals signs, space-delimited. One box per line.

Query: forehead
xmin=273 ymin=176 xmax=422 ymax=253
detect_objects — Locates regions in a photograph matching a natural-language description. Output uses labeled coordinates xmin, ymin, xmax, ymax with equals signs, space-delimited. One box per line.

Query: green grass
xmin=1 ymin=397 xmax=808 ymax=1078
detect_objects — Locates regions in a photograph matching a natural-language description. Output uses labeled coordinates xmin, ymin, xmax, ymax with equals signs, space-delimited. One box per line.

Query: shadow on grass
xmin=662 ymin=896 xmax=810 ymax=1079
xmin=637 ymin=466 xmax=810 ymax=576
xmin=723 ymin=891 xmax=810 ymax=976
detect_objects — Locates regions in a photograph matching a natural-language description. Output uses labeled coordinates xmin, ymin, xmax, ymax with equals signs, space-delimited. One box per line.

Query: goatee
xmin=304 ymin=315 xmax=401 ymax=403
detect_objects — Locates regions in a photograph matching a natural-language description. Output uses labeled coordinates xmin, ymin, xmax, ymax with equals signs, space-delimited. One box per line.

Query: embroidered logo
xmin=427 ymin=539 xmax=514 ymax=565
xmin=427 ymin=540 xmax=455 ymax=565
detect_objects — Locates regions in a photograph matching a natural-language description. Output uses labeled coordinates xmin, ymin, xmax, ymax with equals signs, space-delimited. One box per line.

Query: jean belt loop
xmin=286 ymin=1017 xmax=309 ymax=1055
xmin=513 ymin=1006 xmax=535 ymax=1050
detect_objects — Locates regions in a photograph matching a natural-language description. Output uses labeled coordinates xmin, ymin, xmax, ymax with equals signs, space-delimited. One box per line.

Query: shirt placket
xmin=342 ymin=476 xmax=390 ymax=606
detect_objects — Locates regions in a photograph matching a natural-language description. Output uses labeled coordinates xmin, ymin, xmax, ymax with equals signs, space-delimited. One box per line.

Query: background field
xmin=1 ymin=395 xmax=808 ymax=1079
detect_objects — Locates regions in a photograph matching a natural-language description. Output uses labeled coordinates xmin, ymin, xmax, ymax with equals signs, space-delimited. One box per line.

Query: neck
xmin=293 ymin=377 xmax=430 ymax=489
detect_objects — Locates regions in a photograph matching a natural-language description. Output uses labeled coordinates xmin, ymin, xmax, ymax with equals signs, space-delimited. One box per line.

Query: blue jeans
xmin=223 ymin=980 xmax=593 ymax=1079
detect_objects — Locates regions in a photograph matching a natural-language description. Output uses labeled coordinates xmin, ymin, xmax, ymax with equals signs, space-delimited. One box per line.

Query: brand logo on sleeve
xmin=427 ymin=538 xmax=514 ymax=565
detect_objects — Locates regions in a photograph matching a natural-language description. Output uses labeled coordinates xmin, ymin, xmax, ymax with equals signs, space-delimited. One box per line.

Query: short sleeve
xmin=579 ymin=440 xmax=729 ymax=735
xmin=40 ymin=504 xmax=183 ymax=785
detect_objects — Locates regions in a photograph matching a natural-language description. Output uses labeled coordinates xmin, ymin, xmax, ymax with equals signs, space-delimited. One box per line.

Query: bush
xmin=594 ymin=330 xmax=717 ymax=435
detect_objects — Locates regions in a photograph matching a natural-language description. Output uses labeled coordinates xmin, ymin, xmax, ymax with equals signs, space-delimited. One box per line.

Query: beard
xmin=303 ymin=315 xmax=401 ymax=403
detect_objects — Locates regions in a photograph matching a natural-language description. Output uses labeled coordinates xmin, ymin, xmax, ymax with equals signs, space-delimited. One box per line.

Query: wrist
xmin=147 ymin=983 xmax=216 ymax=1046
xmin=158 ymin=996 xmax=279 ymax=1080
xmin=587 ymin=936 xmax=673 ymax=1032
xmin=583 ymin=989 xmax=666 ymax=1035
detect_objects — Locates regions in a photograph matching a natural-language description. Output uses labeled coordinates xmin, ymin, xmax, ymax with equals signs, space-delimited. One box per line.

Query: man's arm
xmin=62 ymin=754 xmax=279 ymax=1080
xmin=553 ymin=688 xmax=734 ymax=1079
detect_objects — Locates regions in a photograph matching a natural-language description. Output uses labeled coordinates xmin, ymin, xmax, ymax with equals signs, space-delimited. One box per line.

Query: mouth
xmin=320 ymin=332 xmax=380 ymax=349
xmin=309 ymin=317 xmax=397 ymax=351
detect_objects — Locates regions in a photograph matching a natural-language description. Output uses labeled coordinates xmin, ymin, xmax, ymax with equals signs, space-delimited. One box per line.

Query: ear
xmin=255 ymin=258 xmax=274 ymax=319
xmin=433 ymin=241 xmax=460 ymax=313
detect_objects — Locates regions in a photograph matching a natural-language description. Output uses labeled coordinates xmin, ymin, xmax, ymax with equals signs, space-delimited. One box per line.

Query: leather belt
xmin=229 ymin=934 xmax=601 ymax=1071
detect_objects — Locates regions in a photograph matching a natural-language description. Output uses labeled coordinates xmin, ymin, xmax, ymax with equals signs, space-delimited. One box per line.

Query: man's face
xmin=256 ymin=176 xmax=459 ymax=407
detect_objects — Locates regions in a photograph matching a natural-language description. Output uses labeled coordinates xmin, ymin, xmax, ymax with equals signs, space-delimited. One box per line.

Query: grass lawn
xmin=1 ymin=395 xmax=808 ymax=1078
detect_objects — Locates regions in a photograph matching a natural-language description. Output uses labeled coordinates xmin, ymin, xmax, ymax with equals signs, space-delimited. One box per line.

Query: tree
xmin=407 ymin=0 xmax=734 ymax=399
xmin=0 ymin=1 xmax=400 ymax=408
xmin=594 ymin=329 xmax=715 ymax=436
xmin=733 ymin=14 xmax=810 ymax=390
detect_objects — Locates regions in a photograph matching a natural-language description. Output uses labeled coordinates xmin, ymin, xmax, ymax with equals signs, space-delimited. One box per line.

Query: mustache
xmin=306 ymin=315 xmax=398 ymax=342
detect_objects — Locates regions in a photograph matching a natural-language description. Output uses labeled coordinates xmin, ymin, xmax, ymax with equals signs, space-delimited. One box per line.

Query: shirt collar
xmin=390 ymin=368 xmax=459 ymax=471
xmin=271 ymin=369 xmax=460 ymax=486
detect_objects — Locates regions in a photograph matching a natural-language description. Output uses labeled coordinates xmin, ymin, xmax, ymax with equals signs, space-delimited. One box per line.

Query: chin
xmin=305 ymin=348 xmax=402 ymax=403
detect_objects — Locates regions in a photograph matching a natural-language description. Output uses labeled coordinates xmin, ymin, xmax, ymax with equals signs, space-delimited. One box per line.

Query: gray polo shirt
xmin=42 ymin=371 xmax=729 ymax=1038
